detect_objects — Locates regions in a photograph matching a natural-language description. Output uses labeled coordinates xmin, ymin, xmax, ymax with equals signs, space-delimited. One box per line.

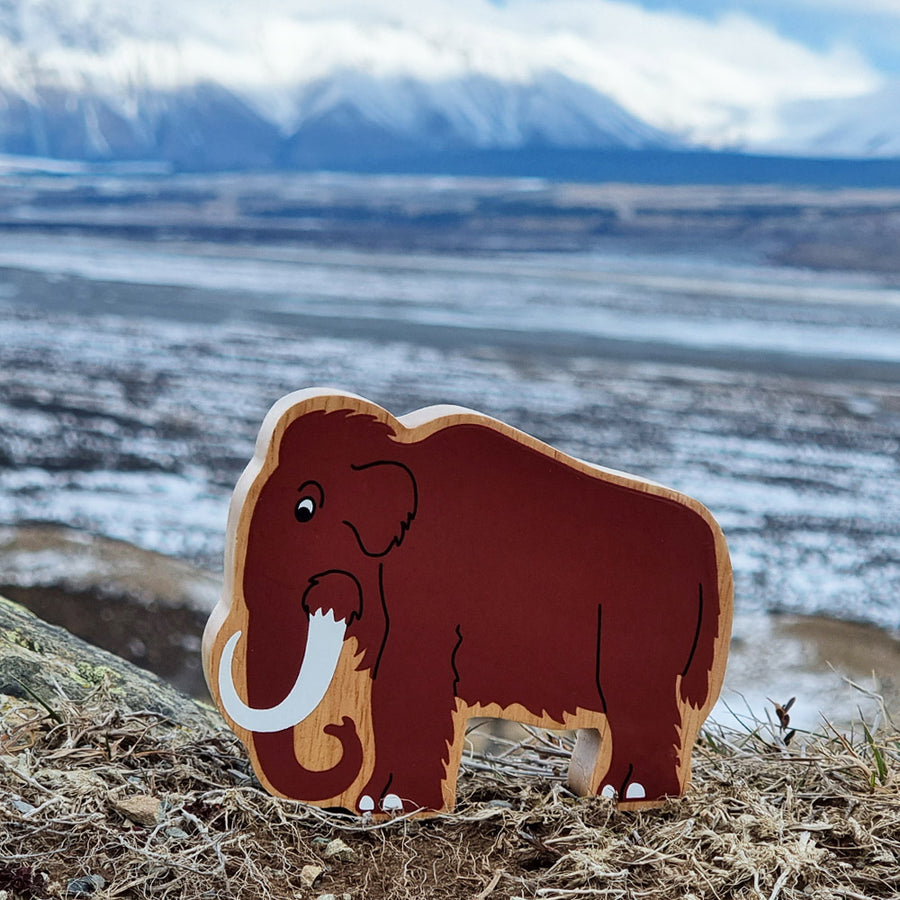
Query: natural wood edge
xmin=202 ymin=388 xmax=734 ymax=817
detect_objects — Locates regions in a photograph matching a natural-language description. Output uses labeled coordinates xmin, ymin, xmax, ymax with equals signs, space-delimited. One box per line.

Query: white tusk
xmin=217 ymin=609 xmax=346 ymax=733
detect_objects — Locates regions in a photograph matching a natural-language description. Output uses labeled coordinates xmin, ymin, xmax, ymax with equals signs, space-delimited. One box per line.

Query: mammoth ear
xmin=344 ymin=460 xmax=418 ymax=557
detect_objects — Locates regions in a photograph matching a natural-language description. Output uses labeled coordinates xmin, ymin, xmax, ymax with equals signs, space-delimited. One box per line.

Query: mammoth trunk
xmin=223 ymin=607 xmax=363 ymax=800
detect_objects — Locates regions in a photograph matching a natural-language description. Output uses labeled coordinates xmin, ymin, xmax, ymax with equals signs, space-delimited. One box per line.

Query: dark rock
xmin=65 ymin=874 xmax=106 ymax=897
xmin=0 ymin=593 xmax=217 ymax=729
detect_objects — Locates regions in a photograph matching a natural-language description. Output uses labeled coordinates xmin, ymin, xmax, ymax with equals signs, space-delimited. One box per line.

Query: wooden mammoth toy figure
xmin=203 ymin=389 xmax=732 ymax=815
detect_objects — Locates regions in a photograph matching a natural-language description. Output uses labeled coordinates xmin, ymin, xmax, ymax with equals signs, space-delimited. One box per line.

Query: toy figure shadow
xmin=203 ymin=389 xmax=733 ymax=816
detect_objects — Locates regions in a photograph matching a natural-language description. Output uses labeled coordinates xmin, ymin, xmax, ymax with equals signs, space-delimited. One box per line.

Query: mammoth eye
xmin=295 ymin=497 xmax=316 ymax=523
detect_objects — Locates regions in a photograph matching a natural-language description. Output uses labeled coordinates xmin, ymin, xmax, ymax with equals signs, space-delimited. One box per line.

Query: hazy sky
xmin=598 ymin=0 xmax=900 ymax=74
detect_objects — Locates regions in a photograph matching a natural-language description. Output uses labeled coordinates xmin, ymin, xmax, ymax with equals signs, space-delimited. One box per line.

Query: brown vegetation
xmin=2 ymin=676 xmax=899 ymax=899
xmin=2 ymin=594 xmax=898 ymax=899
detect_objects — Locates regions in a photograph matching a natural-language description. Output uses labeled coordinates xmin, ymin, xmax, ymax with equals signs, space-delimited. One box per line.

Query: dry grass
xmin=1 ymin=680 xmax=899 ymax=900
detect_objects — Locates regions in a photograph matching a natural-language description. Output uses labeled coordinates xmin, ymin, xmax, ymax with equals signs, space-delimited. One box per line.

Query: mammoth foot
xmin=596 ymin=712 xmax=683 ymax=804
xmin=597 ymin=757 xmax=680 ymax=804
xmin=356 ymin=770 xmax=446 ymax=814
xmin=358 ymin=793 xmax=404 ymax=813
xmin=600 ymin=782 xmax=646 ymax=801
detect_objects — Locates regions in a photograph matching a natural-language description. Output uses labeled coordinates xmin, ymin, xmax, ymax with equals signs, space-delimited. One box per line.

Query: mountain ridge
xmin=0 ymin=0 xmax=896 ymax=173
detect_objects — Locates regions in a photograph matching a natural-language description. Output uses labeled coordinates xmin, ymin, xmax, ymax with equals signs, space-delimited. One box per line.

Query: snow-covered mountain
xmin=765 ymin=83 xmax=900 ymax=160
xmin=0 ymin=31 xmax=675 ymax=166
xmin=0 ymin=0 xmax=894 ymax=170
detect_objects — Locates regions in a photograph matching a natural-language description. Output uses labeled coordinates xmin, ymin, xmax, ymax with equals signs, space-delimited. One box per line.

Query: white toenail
xmin=359 ymin=795 xmax=375 ymax=811
xmin=625 ymin=782 xmax=646 ymax=800
xmin=600 ymin=784 xmax=616 ymax=799
xmin=381 ymin=793 xmax=403 ymax=811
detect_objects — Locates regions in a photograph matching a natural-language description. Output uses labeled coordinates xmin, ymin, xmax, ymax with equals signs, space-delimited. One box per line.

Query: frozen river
xmin=0 ymin=178 xmax=899 ymax=725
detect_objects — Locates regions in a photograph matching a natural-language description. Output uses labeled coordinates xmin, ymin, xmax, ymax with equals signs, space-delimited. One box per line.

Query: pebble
xmin=299 ymin=865 xmax=324 ymax=888
xmin=65 ymin=874 xmax=106 ymax=897
xmin=110 ymin=794 xmax=162 ymax=826
xmin=323 ymin=838 xmax=356 ymax=862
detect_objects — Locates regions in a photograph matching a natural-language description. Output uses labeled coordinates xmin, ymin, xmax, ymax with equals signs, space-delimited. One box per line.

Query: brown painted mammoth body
xmin=203 ymin=389 xmax=733 ymax=815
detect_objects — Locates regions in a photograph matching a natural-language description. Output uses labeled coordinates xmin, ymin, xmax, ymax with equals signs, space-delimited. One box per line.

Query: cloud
xmin=3 ymin=0 xmax=884 ymax=149
xmin=240 ymin=0 xmax=883 ymax=146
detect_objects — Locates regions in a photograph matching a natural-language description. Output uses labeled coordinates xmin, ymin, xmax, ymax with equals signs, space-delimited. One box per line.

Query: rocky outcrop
xmin=0 ymin=526 xmax=219 ymax=698
xmin=0 ymin=592 xmax=214 ymax=728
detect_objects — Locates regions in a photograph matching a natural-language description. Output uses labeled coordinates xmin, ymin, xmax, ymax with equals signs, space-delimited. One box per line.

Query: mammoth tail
xmin=253 ymin=716 xmax=363 ymax=802
xmin=678 ymin=582 xmax=720 ymax=709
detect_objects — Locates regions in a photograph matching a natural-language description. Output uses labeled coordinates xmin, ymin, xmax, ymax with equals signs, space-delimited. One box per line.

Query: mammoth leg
xmin=597 ymin=686 xmax=683 ymax=802
xmin=356 ymin=637 xmax=458 ymax=813
xmin=593 ymin=594 xmax=698 ymax=803
xmin=359 ymin=709 xmax=456 ymax=814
